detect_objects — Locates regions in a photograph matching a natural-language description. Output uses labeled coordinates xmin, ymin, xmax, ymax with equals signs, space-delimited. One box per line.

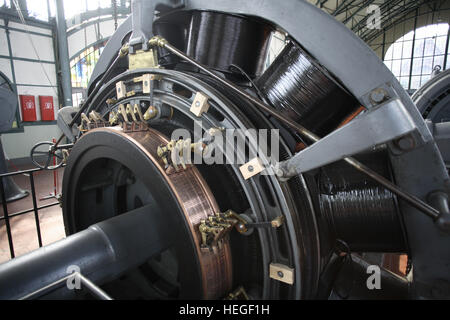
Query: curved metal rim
xmin=62 ymin=126 xmax=233 ymax=299
xmin=86 ymin=1 xmax=450 ymax=298
xmin=120 ymin=128 xmax=233 ymax=299
xmin=412 ymin=68 xmax=450 ymax=116
xmin=85 ymin=67 xmax=320 ymax=299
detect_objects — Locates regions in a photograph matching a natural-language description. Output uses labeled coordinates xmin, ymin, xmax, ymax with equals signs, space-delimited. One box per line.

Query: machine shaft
xmin=0 ymin=203 xmax=171 ymax=299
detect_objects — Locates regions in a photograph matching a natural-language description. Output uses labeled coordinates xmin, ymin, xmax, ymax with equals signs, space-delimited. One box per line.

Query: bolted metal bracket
xmin=116 ymin=81 xmax=126 ymax=100
xmin=269 ymin=263 xmax=294 ymax=285
xmin=128 ymin=49 xmax=159 ymax=70
xmin=240 ymin=157 xmax=265 ymax=180
xmin=190 ymin=92 xmax=210 ymax=117
xmin=224 ymin=286 xmax=249 ymax=300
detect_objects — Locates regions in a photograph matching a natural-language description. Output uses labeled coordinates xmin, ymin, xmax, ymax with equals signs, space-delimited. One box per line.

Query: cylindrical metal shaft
xmin=0 ymin=203 xmax=171 ymax=299
xmin=55 ymin=0 xmax=73 ymax=107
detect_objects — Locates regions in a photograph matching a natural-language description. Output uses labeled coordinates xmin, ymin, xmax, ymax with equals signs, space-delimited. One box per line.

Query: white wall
xmin=1 ymin=125 xmax=62 ymax=160
xmin=0 ymin=18 xmax=61 ymax=160
xmin=1 ymin=16 xmax=128 ymax=160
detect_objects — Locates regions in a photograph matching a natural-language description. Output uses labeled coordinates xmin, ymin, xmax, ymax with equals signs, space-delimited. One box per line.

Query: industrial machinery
xmin=1 ymin=0 xmax=450 ymax=300
xmin=0 ymin=71 xmax=28 ymax=203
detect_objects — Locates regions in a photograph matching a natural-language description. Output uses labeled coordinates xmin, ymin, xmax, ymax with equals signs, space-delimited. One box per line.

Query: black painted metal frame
xmin=0 ymin=166 xmax=62 ymax=259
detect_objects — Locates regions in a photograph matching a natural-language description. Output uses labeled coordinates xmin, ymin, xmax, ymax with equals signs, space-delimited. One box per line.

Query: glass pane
xmin=402 ymin=41 xmax=413 ymax=59
xmin=27 ymin=0 xmax=48 ymax=21
xmin=433 ymin=55 xmax=445 ymax=69
xmin=421 ymin=75 xmax=431 ymax=86
xmin=391 ymin=60 xmax=401 ymax=77
xmin=403 ymin=30 xmax=414 ymax=41
xmin=100 ymin=0 xmax=111 ymax=8
xmin=385 ymin=45 xmax=393 ymax=60
xmin=87 ymin=0 xmax=111 ymax=10
xmin=447 ymin=54 xmax=450 ymax=69
xmin=414 ymin=39 xmax=425 ymax=57
xmin=64 ymin=0 xmax=86 ymax=19
xmin=399 ymin=77 xmax=409 ymax=89
xmin=424 ymin=38 xmax=436 ymax=56
xmin=435 ymin=36 xmax=447 ymax=55
xmin=393 ymin=42 xmax=403 ymax=59
xmin=410 ymin=76 xmax=421 ymax=90
xmin=412 ymin=58 xmax=422 ymax=75
xmin=436 ymin=23 xmax=449 ymax=36
xmin=422 ymin=56 xmax=433 ymax=74
xmin=384 ymin=60 xmax=392 ymax=70
xmin=87 ymin=1 xmax=99 ymax=10
xmin=415 ymin=26 xmax=430 ymax=39
xmin=401 ymin=59 xmax=411 ymax=76
xmin=0 ymin=1 xmax=11 ymax=8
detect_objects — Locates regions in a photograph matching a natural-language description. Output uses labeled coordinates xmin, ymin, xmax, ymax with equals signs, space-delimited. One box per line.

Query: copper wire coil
xmin=123 ymin=128 xmax=233 ymax=299
xmin=257 ymin=41 xmax=360 ymax=137
xmin=68 ymin=126 xmax=233 ymax=299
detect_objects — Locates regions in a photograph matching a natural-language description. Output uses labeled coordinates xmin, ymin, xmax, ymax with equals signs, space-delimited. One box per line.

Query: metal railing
xmin=0 ymin=165 xmax=63 ymax=259
xmin=0 ymin=165 xmax=114 ymax=300
xmin=20 ymin=272 xmax=113 ymax=300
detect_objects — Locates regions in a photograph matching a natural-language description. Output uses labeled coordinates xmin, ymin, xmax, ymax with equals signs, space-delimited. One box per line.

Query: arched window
xmin=70 ymin=41 xmax=107 ymax=107
xmin=70 ymin=42 xmax=107 ymax=89
xmin=383 ymin=23 xmax=449 ymax=91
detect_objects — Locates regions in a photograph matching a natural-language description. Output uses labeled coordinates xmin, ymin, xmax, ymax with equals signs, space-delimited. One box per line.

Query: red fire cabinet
xmin=19 ymin=95 xmax=37 ymax=122
xmin=38 ymin=96 xmax=55 ymax=121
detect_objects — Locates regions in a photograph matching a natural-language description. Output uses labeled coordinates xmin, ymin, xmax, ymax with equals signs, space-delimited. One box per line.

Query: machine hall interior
xmin=0 ymin=0 xmax=449 ymax=300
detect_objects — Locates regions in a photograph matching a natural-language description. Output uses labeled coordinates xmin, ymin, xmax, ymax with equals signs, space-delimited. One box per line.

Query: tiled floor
xmin=0 ymin=165 xmax=65 ymax=263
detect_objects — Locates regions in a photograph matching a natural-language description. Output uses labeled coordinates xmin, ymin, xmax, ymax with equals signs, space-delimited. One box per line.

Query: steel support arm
xmin=278 ymin=99 xmax=417 ymax=177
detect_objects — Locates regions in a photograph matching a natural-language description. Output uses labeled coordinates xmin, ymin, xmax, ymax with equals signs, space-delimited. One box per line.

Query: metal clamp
xmin=269 ymin=263 xmax=294 ymax=285
xmin=224 ymin=286 xmax=249 ymax=300
xmin=157 ymin=138 xmax=206 ymax=171
xmin=199 ymin=210 xmax=248 ymax=252
xmin=199 ymin=210 xmax=284 ymax=251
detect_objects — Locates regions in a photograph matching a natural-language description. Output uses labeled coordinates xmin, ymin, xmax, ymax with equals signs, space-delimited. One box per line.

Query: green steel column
xmin=55 ymin=0 xmax=73 ymax=106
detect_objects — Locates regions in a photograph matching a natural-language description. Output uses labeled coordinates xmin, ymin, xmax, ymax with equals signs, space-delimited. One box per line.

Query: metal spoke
xmin=157 ymin=38 xmax=445 ymax=223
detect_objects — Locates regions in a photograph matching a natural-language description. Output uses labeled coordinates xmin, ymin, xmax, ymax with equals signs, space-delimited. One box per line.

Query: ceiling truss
xmin=308 ymin=0 xmax=449 ymax=43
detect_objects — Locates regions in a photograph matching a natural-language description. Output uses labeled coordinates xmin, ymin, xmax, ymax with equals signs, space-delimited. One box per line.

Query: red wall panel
xmin=19 ymin=95 xmax=37 ymax=122
xmin=38 ymin=96 xmax=55 ymax=121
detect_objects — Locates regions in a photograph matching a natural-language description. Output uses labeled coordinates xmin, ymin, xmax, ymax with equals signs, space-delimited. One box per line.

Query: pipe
xmin=0 ymin=203 xmax=171 ymax=299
